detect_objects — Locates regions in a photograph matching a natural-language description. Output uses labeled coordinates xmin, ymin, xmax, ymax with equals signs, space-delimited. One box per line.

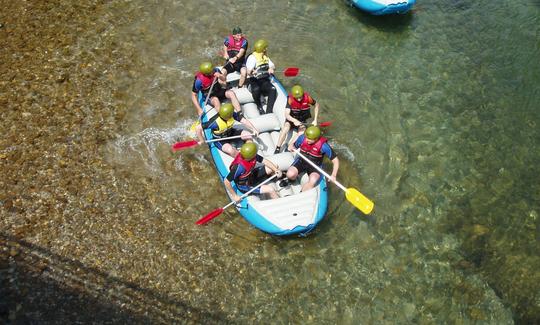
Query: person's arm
xmin=284 ymin=108 xmax=301 ymax=126
xmin=246 ymin=55 xmax=255 ymax=76
xmin=288 ymin=134 xmax=304 ymax=152
xmin=224 ymin=179 xmax=241 ymax=203
xmin=312 ymin=100 xmax=320 ymax=126
xmin=191 ymin=91 xmax=203 ymax=116
xmin=329 ymin=156 xmax=339 ymax=183
xmin=236 ymin=48 xmax=246 ymax=60
xmin=262 ymin=158 xmax=282 ymax=178
xmin=222 ymin=44 xmax=229 ymax=60
xmin=195 ymin=124 xmax=205 ymax=145
xmin=239 ymin=116 xmax=259 ymax=137
xmin=268 ymin=58 xmax=275 ymax=75
xmin=322 ymin=143 xmax=338 ymax=182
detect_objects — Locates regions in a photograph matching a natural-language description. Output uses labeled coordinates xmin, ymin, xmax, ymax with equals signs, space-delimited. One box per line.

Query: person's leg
xmin=261 ymin=80 xmax=277 ymax=113
xmin=301 ymin=172 xmax=320 ymax=192
xmin=220 ymin=143 xmax=239 ymax=158
xmin=260 ymin=184 xmax=279 ymax=199
xmin=210 ymin=96 xmax=221 ymax=113
xmin=286 ymin=165 xmax=299 ymax=181
xmin=249 ymin=81 xmax=263 ymax=112
xmin=239 ymin=67 xmax=247 ymax=88
xmin=240 ymin=130 xmax=254 ymax=141
xmin=274 ymin=121 xmax=292 ymax=154
xmin=225 ymin=90 xmax=241 ymax=112
xmin=287 ymin=125 xmax=306 ymax=151
xmin=219 ymin=67 xmax=229 ymax=85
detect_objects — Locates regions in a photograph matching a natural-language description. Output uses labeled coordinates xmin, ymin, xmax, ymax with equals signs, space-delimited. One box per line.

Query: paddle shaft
xmin=205 ymin=133 xmax=254 ymax=144
xmin=294 ymin=150 xmax=346 ymax=191
xmin=203 ymin=77 xmax=218 ymax=108
xmin=222 ymin=174 xmax=278 ymax=210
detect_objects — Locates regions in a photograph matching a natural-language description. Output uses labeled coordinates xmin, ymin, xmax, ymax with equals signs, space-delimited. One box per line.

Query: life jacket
xmin=195 ymin=72 xmax=214 ymax=93
xmin=230 ymin=153 xmax=257 ymax=184
xmin=227 ymin=35 xmax=245 ymax=56
xmin=212 ymin=116 xmax=235 ymax=136
xmin=299 ymin=136 xmax=327 ymax=165
xmin=288 ymin=93 xmax=312 ymax=112
xmin=252 ymin=52 xmax=270 ymax=80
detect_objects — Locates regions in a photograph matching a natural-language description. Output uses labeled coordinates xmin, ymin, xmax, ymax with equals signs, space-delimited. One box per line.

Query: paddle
xmin=302 ymin=121 xmax=332 ymax=128
xmin=293 ymin=150 xmax=374 ymax=214
xmin=196 ymin=174 xmax=278 ymax=225
xmin=172 ymin=133 xmax=255 ymax=151
xmin=282 ymin=67 xmax=299 ymax=77
xmin=190 ymin=77 xmax=219 ymax=131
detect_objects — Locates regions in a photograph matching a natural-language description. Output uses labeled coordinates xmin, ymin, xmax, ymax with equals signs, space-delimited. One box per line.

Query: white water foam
xmin=111 ymin=119 xmax=197 ymax=175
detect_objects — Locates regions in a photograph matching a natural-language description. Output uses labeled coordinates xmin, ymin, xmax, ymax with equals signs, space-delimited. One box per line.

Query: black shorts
xmin=291 ymin=157 xmax=320 ymax=176
xmin=287 ymin=110 xmax=311 ymax=130
xmin=236 ymin=166 xmax=268 ymax=194
xmin=209 ymin=85 xmax=227 ymax=101
xmin=223 ymin=60 xmax=245 ymax=74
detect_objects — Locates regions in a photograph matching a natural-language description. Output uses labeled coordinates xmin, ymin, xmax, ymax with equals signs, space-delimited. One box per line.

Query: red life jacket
xmin=230 ymin=153 xmax=257 ymax=184
xmin=195 ymin=72 xmax=213 ymax=92
xmin=300 ymin=136 xmax=327 ymax=165
xmin=288 ymin=93 xmax=312 ymax=112
xmin=227 ymin=35 xmax=245 ymax=53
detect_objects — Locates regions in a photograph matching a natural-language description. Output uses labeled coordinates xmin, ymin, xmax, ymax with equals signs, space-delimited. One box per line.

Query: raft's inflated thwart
xmin=351 ymin=0 xmax=416 ymax=15
xmin=198 ymin=74 xmax=328 ymax=236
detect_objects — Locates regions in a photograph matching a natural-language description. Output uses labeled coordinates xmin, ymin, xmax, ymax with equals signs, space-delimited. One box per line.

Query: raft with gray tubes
xmin=198 ymin=73 xmax=328 ymax=236
xmin=350 ymin=0 xmax=416 ymax=15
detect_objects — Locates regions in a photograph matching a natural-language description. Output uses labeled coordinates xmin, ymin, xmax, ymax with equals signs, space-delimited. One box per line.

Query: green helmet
xmin=240 ymin=142 xmax=257 ymax=160
xmin=305 ymin=126 xmax=321 ymax=141
xmin=291 ymin=85 xmax=304 ymax=98
xmin=219 ymin=103 xmax=234 ymax=120
xmin=199 ymin=62 xmax=213 ymax=75
xmin=254 ymin=39 xmax=268 ymax=53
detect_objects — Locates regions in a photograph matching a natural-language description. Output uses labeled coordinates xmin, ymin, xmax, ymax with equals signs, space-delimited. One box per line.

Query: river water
xmin=1 ymin=0 xmax=539 ymax=323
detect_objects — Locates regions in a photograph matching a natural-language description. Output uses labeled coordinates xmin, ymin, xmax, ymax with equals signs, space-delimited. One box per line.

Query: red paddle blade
xmin=172 ymin=140 xmax=198 ymax=151
xmin=283 ymin=67 xmax=299 ymax=77
xmin=196 ymin=208 xmax=224 ymax=225
xmin=319 ymin=121 xmax=332 ymax=127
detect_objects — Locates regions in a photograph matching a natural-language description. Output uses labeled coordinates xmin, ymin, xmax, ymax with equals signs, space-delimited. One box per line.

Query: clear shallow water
xmin=2 ymin=0 xmax=539 ymax=323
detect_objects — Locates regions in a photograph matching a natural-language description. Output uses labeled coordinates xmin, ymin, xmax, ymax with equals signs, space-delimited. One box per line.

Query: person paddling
xmin=245 ymin=39 xmax=277 ymax=114
xmin=282 ymin=126 xmax=339 ymax=192
xmin=195 ymin=103 xmax=259 ymax=158
xmin=220 ymin=27 xmax=248 ymax=88
xmin=274 ymin=84 xmax=320 ymax=154
xmin=191 ymin=62 xmax=241 ymax=116
xmin=224 ymin=143 xmax=282 ymax=203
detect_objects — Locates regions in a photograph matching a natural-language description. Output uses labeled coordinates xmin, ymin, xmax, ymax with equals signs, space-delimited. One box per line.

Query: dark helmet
xmin=240 ymin=142 xmax=257 ymax=160
xmin=305 ymin=126 xmax=321 ymax=141
xmin=232 ymin=27 xmax=242 ymax=35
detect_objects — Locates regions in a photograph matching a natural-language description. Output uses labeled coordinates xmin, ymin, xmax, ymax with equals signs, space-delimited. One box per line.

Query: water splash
xmin=110 ymin=119 xmax=197 ymax=175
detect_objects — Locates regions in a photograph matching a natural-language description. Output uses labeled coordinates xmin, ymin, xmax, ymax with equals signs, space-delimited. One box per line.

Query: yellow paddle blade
xmin=345 ymin=188 xmax=374 ymax=215
xmin=190 ymin=120 xmax=200 ymax=132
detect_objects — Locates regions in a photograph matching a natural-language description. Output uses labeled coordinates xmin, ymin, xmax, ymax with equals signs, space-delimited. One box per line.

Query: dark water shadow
xmin=344 ymin=1 xmax=415 ymax=33
xmin=0 ymin=233 xmax=231 ymax=324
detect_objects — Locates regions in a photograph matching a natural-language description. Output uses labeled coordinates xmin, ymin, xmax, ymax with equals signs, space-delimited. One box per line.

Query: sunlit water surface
xmin=4 ymin=0 xmax=539 ymax=323
xmin=105 ymin=0 xmax=539 ymax=323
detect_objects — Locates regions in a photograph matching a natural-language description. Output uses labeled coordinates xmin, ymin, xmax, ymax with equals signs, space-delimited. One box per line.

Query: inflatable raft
xmin=198 ymin=73 xmax=328 ymax=236
xmin=350 ymin=0 xmax=416 ymax=15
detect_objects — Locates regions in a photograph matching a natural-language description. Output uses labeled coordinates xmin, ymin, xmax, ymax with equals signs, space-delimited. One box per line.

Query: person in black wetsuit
xmin=245 ymin=39 xmax=277 ymax=114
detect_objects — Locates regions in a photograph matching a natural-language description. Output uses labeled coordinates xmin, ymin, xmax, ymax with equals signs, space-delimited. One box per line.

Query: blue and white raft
xmin=198 ymin=73 xmax=328 ymax=236
xmin=350 ymin=0 xmax=416 ymax=15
